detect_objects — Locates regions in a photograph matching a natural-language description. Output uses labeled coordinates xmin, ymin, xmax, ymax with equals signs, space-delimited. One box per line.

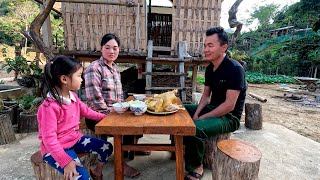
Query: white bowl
xmin=112 ymin=102 xmax=129 ymax=114
xmin=133 ymin=94 xmax=146 ymax=101
xmin=130 ymin=103 xmax=147 ymax=115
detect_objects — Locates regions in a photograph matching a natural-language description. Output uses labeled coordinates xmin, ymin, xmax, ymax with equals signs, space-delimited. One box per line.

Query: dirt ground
xmin=245 ymin=84 xmax=320 ymax=143
xmin=1 ymin=68 xmax=319 ymax=143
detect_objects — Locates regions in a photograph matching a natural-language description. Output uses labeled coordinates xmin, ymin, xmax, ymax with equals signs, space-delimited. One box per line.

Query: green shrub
xmin=245 ymin=71 xmax=296 ymax=84
xmin=195 ymin=71 xmax=296 ymax=84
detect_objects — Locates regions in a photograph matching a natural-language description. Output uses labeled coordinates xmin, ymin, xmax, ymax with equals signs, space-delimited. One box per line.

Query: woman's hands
xmin=63 ymin=160 xmax=82 ymax=180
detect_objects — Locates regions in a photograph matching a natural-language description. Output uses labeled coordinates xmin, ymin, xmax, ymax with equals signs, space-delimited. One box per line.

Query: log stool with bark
xmin=0 ymin=107 xmax=17 ymax=145
xmin=212 ymin=139 xmax=262 ymax=180
xmin=31 ymin=151 xmax=94 ymax=180
xmin=31 ymin=127 xmax=98 ymax=180
xmin=203 ymin=133 xmax=231 ymax=169
xmin=245 ymin=103 xmax=263 ymax=130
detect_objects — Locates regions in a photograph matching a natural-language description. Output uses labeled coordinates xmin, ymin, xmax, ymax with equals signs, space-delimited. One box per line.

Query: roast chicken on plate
xmin=145 ymin=90 xmax=182 ymax=113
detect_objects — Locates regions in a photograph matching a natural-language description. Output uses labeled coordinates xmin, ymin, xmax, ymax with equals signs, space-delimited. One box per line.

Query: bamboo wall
xmin=61 ymin=0 xmax=147 ymax=53
xmin=171 ymin=0 xmax=223 ymax=56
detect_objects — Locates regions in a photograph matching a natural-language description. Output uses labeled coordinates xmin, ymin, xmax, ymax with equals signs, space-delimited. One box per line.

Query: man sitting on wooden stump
xmin=183 ymin=27 xmax=247 ymax=180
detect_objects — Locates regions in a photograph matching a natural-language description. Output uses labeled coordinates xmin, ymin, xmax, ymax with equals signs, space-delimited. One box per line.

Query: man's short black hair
xmin=206 ymin=27 xmax=229 ymax=45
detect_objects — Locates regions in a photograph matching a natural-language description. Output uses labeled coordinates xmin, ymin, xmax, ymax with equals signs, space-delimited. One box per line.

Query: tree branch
xmin=25 ymin=0 xmax=56 ymax=60
xmin=33 ymin=0 xmax=62 ymax=16
xmin=228 ymin=0 xmax=243 ymax=44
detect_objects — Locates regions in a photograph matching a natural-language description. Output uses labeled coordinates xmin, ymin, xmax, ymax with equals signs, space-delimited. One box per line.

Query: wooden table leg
xmin=170 ymin=135 xmax=176 ymax=160
xmin=114 ymin=135 xmax=124 ymax=180
xmin=174 ymin=135 xmax=184 ymax=180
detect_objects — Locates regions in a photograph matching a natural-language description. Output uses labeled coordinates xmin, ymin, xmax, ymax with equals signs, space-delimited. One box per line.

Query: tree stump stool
xmin=31 ymin=151 xmax=95 ymax=180
xmin=0 ymin=107 xmax=16 ymax=145
xmin=245 ymin=103 xmax=263 ymax=130
xmin=212 ymin=139 xmax=262 ymax=180
xmin=18 ymin=112 xmax=38 ymax=133
xmin=203 ymin=133 xmax=231 ymax=169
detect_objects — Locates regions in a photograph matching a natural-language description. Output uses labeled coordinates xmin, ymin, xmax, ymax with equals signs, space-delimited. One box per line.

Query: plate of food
xmin=146 ymin=109 xmax=178 ymax=115
xmin=145 ymin=89 xmax=184 ymax=115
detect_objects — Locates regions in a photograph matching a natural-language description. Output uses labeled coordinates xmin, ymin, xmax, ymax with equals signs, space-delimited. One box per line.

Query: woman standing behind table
xmin=83 ymin=33 xmax=140 ymax=178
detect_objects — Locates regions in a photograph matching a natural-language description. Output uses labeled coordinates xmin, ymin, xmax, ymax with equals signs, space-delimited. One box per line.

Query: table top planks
xmin=95 ymin=98 xmax=196 ymax=136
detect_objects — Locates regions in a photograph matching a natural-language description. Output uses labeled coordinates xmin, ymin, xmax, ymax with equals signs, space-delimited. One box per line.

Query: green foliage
xmin=245 ymin=72 xmax=296 ymax=84
xmin=18 ymin=95 xmax=43 ymax=114
xmin=195 ymin=72 xmax=296 ymax=85
xmin=236 ymin=0 xmax=320 ymax=78
xmin=0 ymin=0 xmax=10 ymax=15
xmin=234 ymin=30 xmax=270 ymax=51
xmin=247 ymin=4 xmax=279 ymax=29
xmin=0 ymin=0 xmax=39 ymax=46
xmin=273 ymin=0 xmax=320 ymax=29
xmin=196 ymin=76 xmax=205 ymax=85
xmin=1 ymin=56 xmax=30 ymax=79
xmin=228 ymin=49 xmax=249 ymax=61
xmin=18 ymin=95 xmax=35 ymax=110
xmin=51 ymin=14 xmax=65 ymax=48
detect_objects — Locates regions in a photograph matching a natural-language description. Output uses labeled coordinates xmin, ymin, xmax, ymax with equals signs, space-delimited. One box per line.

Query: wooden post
xmin=192 ymin=65 xmax=198 ymax=94
xmin=178 ymin=41 xmax=186 ymax=102
xmin=245 ymin=103 xmax=263 ymax=130
xmin=145 ymin=40 xmax=153 ymax=95
xmin=203 ymin=133 xmax=231 ymax=169
xmin=137 ymin=63 xmax=143 ymax=79
xmin=42 ymin=0 xmax=53 ymax=49
xmin=213 ymin=139 xmax=262 ymax=180
xmin=135 ymin=3 xmax=140 ymax=50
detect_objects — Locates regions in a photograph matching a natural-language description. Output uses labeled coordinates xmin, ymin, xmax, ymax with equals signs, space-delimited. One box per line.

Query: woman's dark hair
xmin=100 ymin=33 xmax=120 ymax=47
xmin=41 ymin=55 xmax=82 ymax=105
xmin=206 ymin=26 xmax=229 ymax=45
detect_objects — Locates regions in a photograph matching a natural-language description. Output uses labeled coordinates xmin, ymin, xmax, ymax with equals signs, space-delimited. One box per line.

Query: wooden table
xmin=95 ymin=97 xmax=196 ymax=180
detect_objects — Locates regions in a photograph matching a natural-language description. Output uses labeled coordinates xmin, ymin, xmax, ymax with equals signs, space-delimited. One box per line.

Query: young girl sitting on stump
xmin=37 ymin=55 xmax=112 ymax=180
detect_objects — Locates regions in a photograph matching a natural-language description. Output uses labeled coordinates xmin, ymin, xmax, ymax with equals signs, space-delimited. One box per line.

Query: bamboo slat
xmin=80 ymin=3 xmax=88 ymax=50
xmin=88 ymin=4 xmax=95 ymax=51
xmin=135 ymin=3 xmax=140 ymax=50
xmin=93 ymin=4 xmax=100 ymax=50
xmin=140 ymin=0 xmax=146 ymax=51
xmin=123 ymin=1 xmax=128 ymax=52
xmin=171 ymin=0 xmax=223 ymax=56
xmin=61 ymin=0 xmax=220 ymax=55
xmin=186 ymin=0 xmax=192 ymax=48
xmin=61 ymin=0 xmax=146 ymax=53
xmin=101 ymin=4 xmax=107 ymax=37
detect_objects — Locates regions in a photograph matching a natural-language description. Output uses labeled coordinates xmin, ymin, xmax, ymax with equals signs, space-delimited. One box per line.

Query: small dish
xmin=130 ymin=103 xmax=147 ymax=115
xmin=112 ymin=102 xmax=129 ymax=114
xmin=133 ymin=94 xmax=146 ymax=101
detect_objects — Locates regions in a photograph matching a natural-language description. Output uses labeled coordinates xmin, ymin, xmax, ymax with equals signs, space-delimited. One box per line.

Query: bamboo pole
xmin=248 ymin=92 xmax=267 ymax=103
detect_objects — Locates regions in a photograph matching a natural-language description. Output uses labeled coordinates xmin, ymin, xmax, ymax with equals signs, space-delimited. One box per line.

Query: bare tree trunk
xmin=22 ymin=0 xmax=56 ymax=61
xmin=228 ymin=0 xmax=243 ymax=44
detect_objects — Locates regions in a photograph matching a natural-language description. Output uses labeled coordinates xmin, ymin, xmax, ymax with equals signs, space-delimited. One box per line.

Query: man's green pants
xmin=184 ymin=104 xmax=240 ymax=172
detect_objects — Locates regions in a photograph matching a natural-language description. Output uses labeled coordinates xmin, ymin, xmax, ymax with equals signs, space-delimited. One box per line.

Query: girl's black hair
xmin=41 ymin=55 xmax=82 ymax=106
xmin=100 ymin=33 xmax=120 ymax=47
